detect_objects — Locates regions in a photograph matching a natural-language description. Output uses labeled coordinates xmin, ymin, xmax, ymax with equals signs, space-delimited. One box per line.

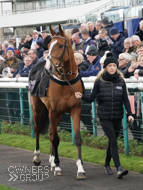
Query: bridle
xmin=47 ymin=35 xmax=77 ymax=76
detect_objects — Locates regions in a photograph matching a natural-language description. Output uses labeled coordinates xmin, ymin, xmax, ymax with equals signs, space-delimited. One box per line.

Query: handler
xmin=75 ymin=55 xmax=134 ymax=179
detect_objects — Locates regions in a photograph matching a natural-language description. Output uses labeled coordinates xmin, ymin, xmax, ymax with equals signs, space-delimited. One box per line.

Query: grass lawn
xmin=0 ymin=133 xmax=143 ymax=174
xmin=0 ymin=185 xmax=18 ymax=190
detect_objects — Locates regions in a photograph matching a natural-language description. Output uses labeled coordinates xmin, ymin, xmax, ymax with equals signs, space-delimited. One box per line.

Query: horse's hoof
xmin=54 ymin=170 xmax=62 ymax=176
xmin=51 ymin=167 xmax=55 ymax=172
xmin=33 ymin=160 xmax=41 ymax=166
xmin=77 ymin=172 xmax=86 ymax=179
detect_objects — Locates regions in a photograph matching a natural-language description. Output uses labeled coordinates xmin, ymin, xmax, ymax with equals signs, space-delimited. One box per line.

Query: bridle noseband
xmin=47 ymin=35 xmax=77 ymax=76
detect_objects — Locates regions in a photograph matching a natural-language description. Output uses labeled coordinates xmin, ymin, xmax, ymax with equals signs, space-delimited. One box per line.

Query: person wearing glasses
xmin=118 ymin=53 xmax=132 ymax=76
xmin=130 ymin=35 xmax=141 ymax=53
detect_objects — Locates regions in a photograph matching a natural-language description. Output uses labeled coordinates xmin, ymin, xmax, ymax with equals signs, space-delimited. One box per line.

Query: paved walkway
xmin=0 ymin=145 xmax=143 ymax=190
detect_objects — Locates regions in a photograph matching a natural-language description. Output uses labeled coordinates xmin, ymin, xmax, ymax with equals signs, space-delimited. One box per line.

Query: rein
xmin=63 ymin=75 xmax=132 ymax=132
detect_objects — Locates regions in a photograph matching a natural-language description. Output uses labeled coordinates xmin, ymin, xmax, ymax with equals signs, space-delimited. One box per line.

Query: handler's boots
xmin=104 ymin=165 xmax=113 ymax=175
xmin=117 ymin=166 xmax=128 ymax=179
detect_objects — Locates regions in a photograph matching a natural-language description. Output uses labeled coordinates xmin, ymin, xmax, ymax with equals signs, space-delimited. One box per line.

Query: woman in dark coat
xmin=75 ymin=55 xmax=134 ymax=179
xmin=74 ymin=52 xmax=90 ymax=71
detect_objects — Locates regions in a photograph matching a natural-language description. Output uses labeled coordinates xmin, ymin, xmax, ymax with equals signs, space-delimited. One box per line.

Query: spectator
xmin=87 ymin=21 xmax=98 ymax=40
xmin=0 ymin=42 xmax=4 ymax=55
xmin=1 ymin=41 xmax=9 ymax=60
xmin=101 ymin=17 xmax=114 ymax=37
xmin=80 ymin=29 xmax=95 ymax=61
xmin=136 ymin=20 xmax=143 ymax=41
xmin=118 ymin=53 xmax=131 ymax=76
xmin=21 ymin=49 xmax=29 ymax=60
xmin=10 ymin=37 xmax=17 ymax=49
xmin=124 ymin=57 xmax=139 ymax=78
xmin=130 ymin=35 xmax=141 ymax=53
xmin=0 ymin=47 xmax=22 ymax=74
xmin=122 ymin=38 xmax=134 ymax=53
xmin=136 ymin=43 xmax=143 ymax=56
xmin=95 ymin=20 xmax=102 ymax=33
xmin=71 ymin=28 xmax=82 ymax=39
xmin=7 ymin=55 xmax=34 ymax=78
xmin=80 ymin=44 xmax=101 ymax=77
xmin=65 ymin=29 xmax=72 ymax=40
xmin=18 ymin=36 xmax=30 ymax=50
xmin=71 ymin=33 xmax=84 ymax=52
xmin=109 ymin=27 xmax=126 ymax=59
xmin=26 ymin=34 xmax=33 ymax=47
xmin=35 ymin=40 xmax=45 ymax=58
xmin=28 ymin=49 xmax=39 ymax=65
xmin=98 ymin=28 xmax=113 ymax=44
xmin=31 ymin=30 xmax=43 ymax=49
xmin=80 ymin=23 xmax=88 ymax=32
xmin=41 ymin=30 xmax=51 ymax=50
xmin=134 ymin=55 xmax=143 ymax=79
xmin=8 ymin=41 xmax=21 ymax=59
xmin=95 ymin=28 xmax=110 ymax=56
xmin=74 ymin=52 xmax=90 ymax=71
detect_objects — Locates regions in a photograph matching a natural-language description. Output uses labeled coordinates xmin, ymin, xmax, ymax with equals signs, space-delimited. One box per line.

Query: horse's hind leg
xmin=49 ymin=110 xmax=62 ymax=176
xmin=30 ymin=96 xmax=45 ymax=166
xmin=71 ymin=108 xmax=86 ymax=178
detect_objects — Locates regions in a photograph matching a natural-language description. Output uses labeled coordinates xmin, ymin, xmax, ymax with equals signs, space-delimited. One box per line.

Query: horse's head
xmin=45 ymin=25 xmax=70 ymax=75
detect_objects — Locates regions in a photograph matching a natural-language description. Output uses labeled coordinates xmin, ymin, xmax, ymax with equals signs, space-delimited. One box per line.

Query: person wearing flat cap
xmin=75 ymin=53 xmax=134 ymax=179
xmin=80 ymin=44 xmax=101 ymax=77
xmin=109 ymin=27 xmax=126 ymax=59
xmin=101 ymin=17 xmax=114 ymax=37
xmin=41 ymin=30 xmax=51 ymax=50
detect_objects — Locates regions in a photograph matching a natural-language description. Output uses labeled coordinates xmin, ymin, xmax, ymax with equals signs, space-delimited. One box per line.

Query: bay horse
xmin=29 ymin=25 xmax=86 ymax=178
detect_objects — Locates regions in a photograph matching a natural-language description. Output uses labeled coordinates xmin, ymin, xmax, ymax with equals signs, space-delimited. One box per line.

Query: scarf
xmin=102 ymin=71 xmax=120 ymax=82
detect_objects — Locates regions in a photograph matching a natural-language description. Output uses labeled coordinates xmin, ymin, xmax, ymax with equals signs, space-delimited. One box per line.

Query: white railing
xmin=0 ymin=76 xmax=143 ymax=90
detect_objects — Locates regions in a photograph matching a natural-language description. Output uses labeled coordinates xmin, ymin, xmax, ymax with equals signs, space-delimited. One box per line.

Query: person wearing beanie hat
xmin=6 ymin=47 xmax=15 ymax=54
xmin=35 ymin=39 xmax=44 ymax=58
xmin=75 ymin=51 xmax=134 ymax=179
xmin=109 ymin=27 xmax=126 ymax=59
xmin=103 ymin=56 xmax=119 ymax=68
xmin=80 ymin=44 xmax=101 ymax=77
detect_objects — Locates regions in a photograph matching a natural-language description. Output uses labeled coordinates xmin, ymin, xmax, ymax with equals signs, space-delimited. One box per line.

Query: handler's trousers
xmin=100 ymin=119 xmax=122 ymax=169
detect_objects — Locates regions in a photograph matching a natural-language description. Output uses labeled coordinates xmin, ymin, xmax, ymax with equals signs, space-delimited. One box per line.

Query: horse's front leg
xmin=49 ymin=110 xmax=62 ymax=176
xmin=71 ymin=108 xmax=86 ymax=178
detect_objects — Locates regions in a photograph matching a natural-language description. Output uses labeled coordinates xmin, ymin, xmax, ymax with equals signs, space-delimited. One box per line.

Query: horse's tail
xmin=40 ymin=105 xmax=49 ymax=135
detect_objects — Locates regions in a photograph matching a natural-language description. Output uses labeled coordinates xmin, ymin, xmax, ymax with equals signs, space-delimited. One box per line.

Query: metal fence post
xmin=141 ymin=92 xmax=143 ymax=141
xmin=92 ymin=99 xmax=97 ymax=136
xmin=27 ymin=91 xmax=35 ymax=138
xmin=122 ymin=105 xmax=129 ymax=156
xmin=70 ymin=116 xmax=75 ymax=145
xmin=0 ymin=121 xmax=1 ymax=134
xmin=19 ymin=88 xmax=24 ymax=126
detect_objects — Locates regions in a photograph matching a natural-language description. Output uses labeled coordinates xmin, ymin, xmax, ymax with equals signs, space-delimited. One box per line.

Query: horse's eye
xmin=59 ymin=45 xmax=63 ymax=48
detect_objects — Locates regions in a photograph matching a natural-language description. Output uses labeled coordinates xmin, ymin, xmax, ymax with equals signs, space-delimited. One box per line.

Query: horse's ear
xmin=50 ymin=25 xmax=56 ymax=36
xmin=59 ymin=25 xmax=65 ymax=37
